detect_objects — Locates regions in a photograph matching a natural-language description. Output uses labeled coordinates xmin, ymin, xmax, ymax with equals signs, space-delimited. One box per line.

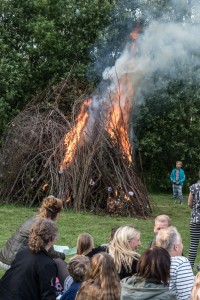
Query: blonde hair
xmin=76 ymin=252 xmax=121 ymax=300
xmin=38 ymin=195 xmax=63 ymax=220
xmin=155 ymin=226 xmax=181 ymax=253
xmin=77 ymin=233 xmax=94 ymax=255
xmin=67 ymin=255 xmax=90 ymax=282
xmin=109 ymin=225 xmax=140 ymax=273
xmin=191 ymin=272 xmax=200 ymax=300
xmin=29 ymin=219 xmax=57 ymax=253
xmin=155 ymin=215 xmax=171 ymax=226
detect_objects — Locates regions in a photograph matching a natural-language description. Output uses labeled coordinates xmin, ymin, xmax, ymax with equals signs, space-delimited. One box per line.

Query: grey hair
xmin=155 ymin=226 xmax=181 ymax=253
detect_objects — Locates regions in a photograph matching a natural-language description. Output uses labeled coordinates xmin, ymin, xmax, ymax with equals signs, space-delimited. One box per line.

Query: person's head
xmin=111 ymin=225 xmax=141 ymax=251
xmin=109 ymin=227 xmax=119 ymax=242
xmin=38 ymin=195 xmax=63 ymax=220
xmin=67 ymin=255 xmax=90 ymax=282
xmin=176 ymin=161 xmax=182 ymax=169
xmin=76 ymin=252 xmax=121 ymax=300
xmin=137 ymin=246 xmax=171 ymax=286
xmin=29 ymin=219 xmax=57 ymax=253
xmin=191 ymin=272 xmax=200 ymax=300
xmin=77 ymin=233 xmax=94 ymax=255
xmin=155 ymin=226 xmax=183 ymax=256
xmin=109 ymin=225 xmax=141 ymax=273
xmin=154 ymin=215 xmax=171 ymax=234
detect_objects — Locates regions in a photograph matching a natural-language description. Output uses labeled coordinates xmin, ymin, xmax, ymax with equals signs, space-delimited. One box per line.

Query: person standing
xmin=170 ymin=161 xmax=185 ymax=204
xmin=188 ymin=173 xmax=200 ymax=270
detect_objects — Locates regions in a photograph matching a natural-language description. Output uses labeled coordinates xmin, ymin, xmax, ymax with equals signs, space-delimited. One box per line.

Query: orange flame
xmin=107 ymin=74 xmax=133 ymax=162
xmin=60 ymin=99 xmax=92 ymax=170
xmin=60 ymin=27 xmax=141 ymax=170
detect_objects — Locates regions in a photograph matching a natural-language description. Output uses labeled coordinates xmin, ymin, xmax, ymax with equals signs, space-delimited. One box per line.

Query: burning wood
xmin=0 ymin=26 xmax=151 ymax=217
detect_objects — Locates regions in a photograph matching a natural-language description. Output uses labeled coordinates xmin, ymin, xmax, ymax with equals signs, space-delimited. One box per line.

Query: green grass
xmin=0 ymin=193 xmax=198 ymax=277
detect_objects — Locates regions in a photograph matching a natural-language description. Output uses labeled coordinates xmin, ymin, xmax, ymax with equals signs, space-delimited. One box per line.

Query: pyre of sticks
xmin=0 ymin=82 xmax=151 ymax=217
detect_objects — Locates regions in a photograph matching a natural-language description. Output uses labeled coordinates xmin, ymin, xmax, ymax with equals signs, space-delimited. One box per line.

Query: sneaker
xmin=174 ymin=200 xmax=177 ymax=204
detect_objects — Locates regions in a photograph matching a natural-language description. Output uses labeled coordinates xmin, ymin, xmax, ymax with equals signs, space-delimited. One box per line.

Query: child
xmin=170 ymin=161 xmax=185 ymax=204
xmin=60 ymin=255 xmax=90 ymax=300
xmin=149 ymin=215 xmax=171 ymax=247
xmin=76 ymin=252 xmax=121 ymax=300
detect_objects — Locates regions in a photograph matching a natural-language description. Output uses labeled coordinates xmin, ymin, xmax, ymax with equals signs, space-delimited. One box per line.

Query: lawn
xmin=0 ymin=193 xmax=197 ymax=277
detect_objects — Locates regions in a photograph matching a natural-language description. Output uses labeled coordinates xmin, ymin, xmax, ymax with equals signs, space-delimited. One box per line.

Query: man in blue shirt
xmin=170 ymin=161 xmax=185 ymax=204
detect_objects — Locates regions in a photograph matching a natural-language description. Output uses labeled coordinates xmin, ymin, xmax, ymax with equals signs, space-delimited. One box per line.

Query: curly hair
xmin=67 ymin=255 xmax=90 ymax=282
xmin=37 ymin=195 xmax=63 ymax=220
xmin=76 ymin=252 xmax=121 ymax=300
xmin=29 ymin=219 xmax=57 ymax=253
xmin=109 ymin=225 xmax=140 ymax=273
xmin=77 ymin=233 xmax=94 ymax=255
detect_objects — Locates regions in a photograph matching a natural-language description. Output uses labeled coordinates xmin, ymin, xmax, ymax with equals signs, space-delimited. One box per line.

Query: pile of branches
xmin=0 ymin=84 xmax=151 ymax=217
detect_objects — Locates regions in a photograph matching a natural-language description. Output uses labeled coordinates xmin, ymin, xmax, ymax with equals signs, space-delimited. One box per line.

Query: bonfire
xmin=0 ymin=27 xmax=151 ymax=217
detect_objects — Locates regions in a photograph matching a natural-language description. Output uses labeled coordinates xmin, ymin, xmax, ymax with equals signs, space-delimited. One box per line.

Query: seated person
xmin=156 ymin=226 xmax=194 ymax=300
xmin=86 ymin=227 xmax=119 ymax=258
xmin=109 ymin=225 xmax=141 ymax=280
xmin=191 ymin=272 xmax=200 ymax=300
xmin=121 ymin=246 xmax=176 ymax=299
xmin=0 ymin=219 xmax=58 ymax=300
xmin=149 ymin=214 xmax=171 ymax=247
xmin=0 ymin=195 xmax=65 ymax=271
xmin=60 ymin=255 xmax=90 ymax=300
xmin=76 ymin=252 xmax=121 ymax=300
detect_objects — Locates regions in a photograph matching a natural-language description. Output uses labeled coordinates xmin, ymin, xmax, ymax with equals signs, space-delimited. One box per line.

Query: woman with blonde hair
xmin=76 ymin=252 xmax=121 ymax=300
xmin=0 ymin=195 xmax=65 ymax=270
xmin=0 ymin=219 xmax=58 ymax=300
xmin=77 ymin=233 xmax=94 ymax=255
xmin=191 ymin=272 xmax=200 ymax=300
xmin=108 ymin=225 xmax=141 ymax=279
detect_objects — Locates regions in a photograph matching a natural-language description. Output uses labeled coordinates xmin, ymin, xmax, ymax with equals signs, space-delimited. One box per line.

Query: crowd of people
xmin=0 ymin=167 xmax=199 ymax=300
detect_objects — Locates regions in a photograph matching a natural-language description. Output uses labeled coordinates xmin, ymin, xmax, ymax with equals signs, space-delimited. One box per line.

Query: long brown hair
xmin=37 ymin=195 xmax=63 ymax=220
xmin=77 ymin=233 xmax=94 ymax=255
xmin=29 ymin=219 xmax=57 ymax=253
xmin=76 ymin=252 xmax=121 ymax=300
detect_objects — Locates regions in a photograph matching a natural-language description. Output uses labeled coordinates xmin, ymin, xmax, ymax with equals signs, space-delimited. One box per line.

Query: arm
xmin=179 ymin=170 xmax=185 ymax=185
xmin=175 ymin=260 xmax=194 ymax=300
xmin=48 ymin=246 xmax=66 ymax=260
xmin=188 ymin=192 xmax=193 ymax=208
xmin=39 ymin=260 xmax=57 ymax=300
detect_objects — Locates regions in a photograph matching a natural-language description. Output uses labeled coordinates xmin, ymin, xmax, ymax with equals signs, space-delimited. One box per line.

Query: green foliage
xmin=0 ymin=0 xmax=115 ymax=135
xmin=135 ymin=80 xmax=200 ymax=191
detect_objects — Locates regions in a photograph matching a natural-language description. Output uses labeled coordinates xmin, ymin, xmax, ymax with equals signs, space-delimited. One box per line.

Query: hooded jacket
xmin=121 ymin=276 xmax=177 ymax=300
xmin=0 ymin=216 xmax=65 ymax=266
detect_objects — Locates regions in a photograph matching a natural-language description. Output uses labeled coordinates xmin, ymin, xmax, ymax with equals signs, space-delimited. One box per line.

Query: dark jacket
xmin=121 ymin=276 xmax=177 ymax=300
xmin=0 ymin=216 xmax=65 ymax=265
xmin=60 ymin=281 xmax=81 ymax=300
xmin=0 ymin=247 xmax=57 ymax=300
xmin=119 ymin=259 xmax=138 ymax=280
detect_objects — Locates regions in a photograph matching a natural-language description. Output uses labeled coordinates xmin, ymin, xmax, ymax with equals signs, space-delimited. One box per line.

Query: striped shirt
xmin=169 ymin=256 xmax=194 ymax=300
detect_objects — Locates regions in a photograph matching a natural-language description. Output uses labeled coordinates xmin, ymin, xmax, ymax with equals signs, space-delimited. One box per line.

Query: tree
xmin=134 ymin=80 xmax=200 ymax=191
xmin=0 ymin=0 xmax=115 ymax=135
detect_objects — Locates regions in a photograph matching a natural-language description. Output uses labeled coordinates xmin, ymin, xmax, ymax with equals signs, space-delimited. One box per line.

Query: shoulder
xmin=171 ymin=256 xmax=191 ymax=266
xmin=190 ymin=183 xmax=200 ymax=194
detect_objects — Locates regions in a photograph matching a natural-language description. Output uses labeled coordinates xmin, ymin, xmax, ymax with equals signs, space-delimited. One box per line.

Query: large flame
xmin=107 ymin=74 xmax=133 ymax=162
xmin=60 ymin=27 xmax=141 ymax=170
xmin=60 ymin=98 xmax=92 ymax=170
